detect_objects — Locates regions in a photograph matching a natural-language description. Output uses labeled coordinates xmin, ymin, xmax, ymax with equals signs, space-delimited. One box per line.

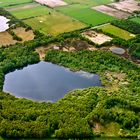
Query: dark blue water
xmin=3 ymin=61 xmax=101 ymax=102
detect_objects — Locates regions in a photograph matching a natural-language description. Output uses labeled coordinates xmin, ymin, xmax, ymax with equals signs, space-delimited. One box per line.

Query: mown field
xmin=24 ymin=11 xmax=86 ymax=35
xmin=98 ymin=24 xmax=135 ymax=40
xmin=130 ymin=17 xmax=140 ymax=24
xmin=57 ymin=5 xmax=115 ymax=26
xmin=0 ymin=0 xmax=32 ymax=7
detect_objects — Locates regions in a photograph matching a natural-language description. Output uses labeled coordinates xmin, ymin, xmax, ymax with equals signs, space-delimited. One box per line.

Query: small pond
xmin=110 ymin=47 xmax=125 ymax=55
xmin=0 ymin=16 xmax=10 ymax=32
xmin=3 ymin=61 xmax=101 ymax=102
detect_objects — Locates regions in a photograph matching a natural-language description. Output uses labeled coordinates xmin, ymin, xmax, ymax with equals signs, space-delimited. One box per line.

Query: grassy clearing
xmin=0 ymin=31 xmax=17 ymax=46
xmin=93 ymin=122 xmax=120 ymax=136
xmin=24 ymin=11 xmax=86 ymax=35
xmin=98 ymin=24 xmax=135 ymax=40
xmin=12 ymin=27 xmax=34 ymax=42
xmin=130 ymin=17 xmax=140 ymax=24
xmin=57 ymin=5 xmax=115 ymax=26
xmin=0 ymin=0 xmax=32 ymax=7
xmin=11 ymin=5 xmax=51 ymax=19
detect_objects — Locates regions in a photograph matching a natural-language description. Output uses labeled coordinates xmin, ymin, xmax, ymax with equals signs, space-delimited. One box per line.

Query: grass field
xmin=130 ymin=17 xmax=140 ymax=24
xmin=57 ymin=5 xmax=115 ymax=26
xmin=11 ymin=5 xmax=51 ymax=19
xmin=0 ymin=0 xmax=32 ymax=7
xmin=98 ymin=24 xmax=135 ymax=40
xmin=12 ymin=27 xmax=34 ymax=42
xmin=0 ymin=31 xmax=17 ymax=46
xmin=24 ymin=11 xmax=86 ymax=35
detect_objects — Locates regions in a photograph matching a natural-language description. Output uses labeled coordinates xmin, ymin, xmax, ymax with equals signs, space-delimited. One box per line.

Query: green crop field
xmin=0 ymin=0 xmax=32 ymax=7
xmin=11 ymin=5 xmax=51 ymax=19
xmin=24 ymin=11 xmax=86 ymax=35
xmin=130 ymin=17 xmax=140 ymax=24
xmin=98 ymin=24 xmax=135 ymax=40
xmin=57 ymin=5 xmax=115 ymax=26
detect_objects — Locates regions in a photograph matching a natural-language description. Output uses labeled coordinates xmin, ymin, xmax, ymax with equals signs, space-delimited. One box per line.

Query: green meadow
xmin=0 ymin=0 xmax=32 ymax=7
xmin=24 ymin=11 xmax=86 ymax=35
xmin=98 ymin=24 xmax=135 ymax=40
xmin=57 ymin=5 xmax=115 ymax=26
xmin=11 ymin=5 xmax=51 ymax=19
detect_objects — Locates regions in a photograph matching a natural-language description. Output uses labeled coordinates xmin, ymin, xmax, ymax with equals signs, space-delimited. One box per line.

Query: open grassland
xmin=98 ymin=24 xmax=135 ymax=40
xmin=11 ymin=5 xmax=51 ymax=19
xmin=57 ymin=5 xmax=115 ymax=26
xmin=0 ymin=31 xmax=17 ymax=46
xmin=130 ymin=17 xmax=140 ymax=24
xmin=24 ymin=11 xmax=86 ymax=35
xmin=12 ymin=27 xmax=35 ymax=42
xmin=0 ymin=0 xmax=32 ymax=7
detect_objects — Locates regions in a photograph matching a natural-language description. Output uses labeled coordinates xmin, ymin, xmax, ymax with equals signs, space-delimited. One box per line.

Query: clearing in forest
xmin=12 ymin=27 xmax=35 ymax=42
xmin=0 ymin=31 xmax=17 ymax=46
xmin=82 ymin=30 xmax=112 ymax=45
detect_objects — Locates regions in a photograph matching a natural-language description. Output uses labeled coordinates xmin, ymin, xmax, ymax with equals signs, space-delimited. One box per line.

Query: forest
xmin=0 ymin=49 xmax=140 ymax=138
xmin=0 ymin=7 xmax=140 ymax=139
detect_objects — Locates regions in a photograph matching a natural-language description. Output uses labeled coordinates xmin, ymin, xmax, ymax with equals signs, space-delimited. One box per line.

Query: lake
xmin=3 ymin=61 xmax=101 ymax=102
xmin=0 ymin=16 xmax=10 ymax=32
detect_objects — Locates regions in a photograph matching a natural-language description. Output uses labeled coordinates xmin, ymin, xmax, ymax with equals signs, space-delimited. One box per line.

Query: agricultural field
xmin=57 ymin=5 xmax=115 ymax=26
xmin=35 ymin=0 xmax=68 ymax=8
xmin=6 ymin=2 xmax=40 ymax=12
xmin=63 ymin=0 xmax=112 ymax=7
xmin=10 ymin=5 xmax=51 ymax=19
xmin=92 ymin=5 xmax=130 ymax=19
xmin=24 ymin=11 xmax=86 ymax=35
xmin=130 ymin=17 xmax=140 ymax=24
xmin=0 ymin=0 xmax=32 ymax=7
xmin=108 ymin=0 xmax=140 ymax=13
xmin=98 ymin=24 xmax=135 ymax=40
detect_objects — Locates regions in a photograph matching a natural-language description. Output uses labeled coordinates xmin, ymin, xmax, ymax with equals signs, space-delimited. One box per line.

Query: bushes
xmin=111 ymin=20 xmax=140 ymax=34
xmin=8 ymin=30 xmax=22 ymax=41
